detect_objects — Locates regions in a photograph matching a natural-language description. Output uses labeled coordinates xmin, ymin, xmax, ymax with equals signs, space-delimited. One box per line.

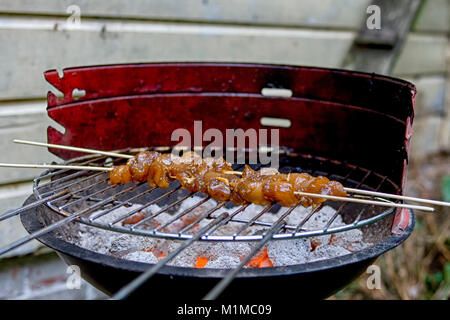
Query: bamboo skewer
xmin=293 ymin=191 xmax=433 ymax=212
xmin=343 ymin=187 xmax=450 ymax=208
xmin=0 ymin=163 xmax=112 ymax=172
xmin=13 ymin=139 xmax=133 ymax=159
xmin=11 ymin=140 xmax=447 ymax=209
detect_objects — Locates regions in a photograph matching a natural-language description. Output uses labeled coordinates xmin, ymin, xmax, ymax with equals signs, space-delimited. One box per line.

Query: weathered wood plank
xmin=0 ymin=101 xmax=60 ymax=183
xmin=343 ymin=0 xmax=423 ymax=75
xmin=440 ymin=68 xmax=450 ymax=151
xmin=404 ymin=76 xmax=447 ymax=116
xmin=0 ymin=0 xmax=371 ymax=29
xmin=414 ymin=0 xmax=450 ymax=32
xmin=393 ymin=33 xmax=448 ymax=76
xmin=0 ymin=17 xmax=354 ymax=99
xmin=0 ymin=17 xmax=446 ymax=99
xmin=410 ymin=116 xmax=443 ymax=160
xmin=0 ymin=0 xmax=447 ymax=32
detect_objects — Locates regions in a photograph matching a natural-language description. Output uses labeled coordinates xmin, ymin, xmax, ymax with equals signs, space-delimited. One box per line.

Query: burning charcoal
xmin=267 ymin=239 xmax=311 ymax=266
xmin=109 ymin=234 xmax=141 ymax=256
xmin=309 ymin=235 xmax=332 ymax=251
xmin=328 ymin=229 xmax=370 ymax=252
xmin=246 ymin=248 xmax=273 ymax=268
xmin=68 ymin=192 xmax=371 ymax=268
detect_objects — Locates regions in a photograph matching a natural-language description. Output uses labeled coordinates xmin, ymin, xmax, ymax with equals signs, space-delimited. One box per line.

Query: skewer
xmin=343 ymin=187 xmax=450 ymax=208
xmin=293 ymin=191 xmax=433 ymax=212
xmin=0 ymin=163 xmax=111 ymax=172
xmin=13 ymin=139 xmax=132 ymax=159
xmin=11 ymin=140 xmax=447 ymax=209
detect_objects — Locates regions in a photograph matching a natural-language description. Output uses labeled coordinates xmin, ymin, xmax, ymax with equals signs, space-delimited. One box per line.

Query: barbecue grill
xmin=1 ymin=63 xmax=417 ymax=299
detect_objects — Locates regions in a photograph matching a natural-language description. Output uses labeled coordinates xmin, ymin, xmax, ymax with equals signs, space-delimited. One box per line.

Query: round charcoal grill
xmin=18 ymin=149 xmax=414 ymax=300
xmin=1 ymin=63 xmax=417 ymax=299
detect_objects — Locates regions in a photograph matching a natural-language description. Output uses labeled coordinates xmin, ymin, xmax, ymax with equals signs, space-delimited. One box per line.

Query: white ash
xmin=205 ymin=255 xmax=241 ymax=269
xmin=307 ymin=245 xmax=352 ymax=262
xmin=124 ymin=250 xmax=159 ymax=264
xmin=66 ymin=196 xmax=371 ymax=269
xmin=267 ymin=238 xmax=311 ymax=266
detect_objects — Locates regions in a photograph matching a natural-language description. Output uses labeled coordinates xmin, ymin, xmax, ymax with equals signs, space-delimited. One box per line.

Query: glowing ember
xmin=246 ymin=248 xmax=273 ymax=268
xmin=195 ymin=256 xmax=209 ymax=268
xmin=122 ymin=211 xmax=146 ymax=225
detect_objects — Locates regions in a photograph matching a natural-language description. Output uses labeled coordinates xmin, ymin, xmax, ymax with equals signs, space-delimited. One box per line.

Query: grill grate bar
xmin=88 ymin=184 xmax=154 ymax=222
xmin=178 ymin=202 xmax=227 ymax=235
xmin=54 ymin=180 xmax=113 ymax=210
xmin=33 ymin=155 xmax=110 ymax=189
xmin=128 ymin=189 xmax=194 ymax=228
xmin=0 ymin=190 xmax=69 ymax=223
xmin=352 ymin=175 xmax=388 ymax=225
xmin=203 ymin=204 xmax=250 ymax=237
xmin=0 ymin=183 xmax=144 ymax=257
xmin=291 ymin=203 xmax=325 ymax=235
xmin=112 ymin=212 xmax=230 ymax=300
xmin=37 ymin=171 xmax=106 ymax=198
xmin=322 ymin=169 xmax=372 ymax=231
xmin=204 ymin=209 xmax=292 ymax=300
xmin=232 ymin=204 xmax=274 ymax=238
xmin=153 ymin=196 xmax=212 ymax=232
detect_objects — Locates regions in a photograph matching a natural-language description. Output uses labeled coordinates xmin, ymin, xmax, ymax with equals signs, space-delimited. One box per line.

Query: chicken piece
xmin=147 ymin=153 xmax=176 ymax=188
xmin=109 ymin=165 xmax=132 ymax=185
xmin=322 ymin=180 xmax=347 ymax=197
xmin=286 ymin=173 xmax=347 ymax=207
xmin=126 ymin=151 xmax=159 ymax=182
xmin=172 ymin=156 xmax=233 ymax=195
xmin=235 ymin=165 xmax=271 ymax=205
xmin=203 ymin=171 xmax=240 ymax=202
xmin=262 ymin=174 xmax=299 ymax=207
xmin=234 ymin=166 xmax=298 ymax=206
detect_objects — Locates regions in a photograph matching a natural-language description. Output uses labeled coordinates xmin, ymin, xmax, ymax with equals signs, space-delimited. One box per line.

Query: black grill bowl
xmin=20 ymin=195 xmax=414 ymax=300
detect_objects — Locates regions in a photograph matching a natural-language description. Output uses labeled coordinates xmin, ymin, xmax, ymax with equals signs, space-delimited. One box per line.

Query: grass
xmin=331 ymin=155 xmax=450 ymax=300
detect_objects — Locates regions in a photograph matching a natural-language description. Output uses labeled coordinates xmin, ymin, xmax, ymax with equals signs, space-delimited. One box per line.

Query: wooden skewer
xmin=13 ymin=139 xmax=133 ymax=159
xmin=12 ymin=140 xmax=447 ymax=209
xmin=0 ymin=163 xmax=112 ymax=172
xmin=294 ymin=191 xmax=433 ymax=212
xmin=0 ymin=162 xmax=434 ymax=211
xmin=343 ymin=187 xmax=450 ymax=208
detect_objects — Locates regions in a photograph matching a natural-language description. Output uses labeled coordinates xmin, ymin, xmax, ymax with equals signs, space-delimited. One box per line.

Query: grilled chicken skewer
xmin=108 ymin=151 xmax=369 ymax=209
xmin=105 ymin=152 xmax=433 ymax=211
xmin=10 ymin=140 xmax=445 ymax=210
xmin=0 ymin=157 xmax=434 ymax=211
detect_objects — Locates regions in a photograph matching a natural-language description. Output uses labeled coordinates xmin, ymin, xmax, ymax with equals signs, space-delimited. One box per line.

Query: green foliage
xmin=441 ymin=176 xmax=450 ymax=202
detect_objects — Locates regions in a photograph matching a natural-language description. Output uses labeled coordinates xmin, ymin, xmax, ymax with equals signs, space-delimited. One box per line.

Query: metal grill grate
xmin=29 ymin=148 xmax=400 ymax=242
